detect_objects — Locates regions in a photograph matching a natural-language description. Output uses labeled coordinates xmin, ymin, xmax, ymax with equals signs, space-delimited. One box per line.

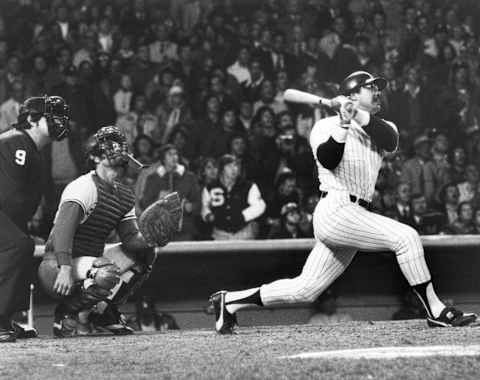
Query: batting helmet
xmin=339 ymin=71 xmax=386 ymax=96
xmin=16 ymin=95 xmax=70 ymax=140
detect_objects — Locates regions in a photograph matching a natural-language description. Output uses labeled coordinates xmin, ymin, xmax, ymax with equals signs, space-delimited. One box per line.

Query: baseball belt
xmin=319 ymin=191 xmax=372 ymax=211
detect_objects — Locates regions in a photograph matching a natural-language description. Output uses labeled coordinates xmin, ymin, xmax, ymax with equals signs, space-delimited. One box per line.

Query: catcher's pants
xmin=38 ymin=244 xmax=150 ymax=300
xmin=260 ymin=191 xmax=431 ymax=305
xmin=0 ymin=211 xmax=34 ymax=317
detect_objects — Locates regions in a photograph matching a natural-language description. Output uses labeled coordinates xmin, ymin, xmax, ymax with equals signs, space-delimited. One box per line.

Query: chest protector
xmin=73 ymin=175 xmax=135 ymax=258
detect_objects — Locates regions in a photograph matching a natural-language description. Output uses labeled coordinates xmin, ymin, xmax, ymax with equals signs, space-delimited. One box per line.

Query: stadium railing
xmin=33 ymin=235 xmax=480 ymax=257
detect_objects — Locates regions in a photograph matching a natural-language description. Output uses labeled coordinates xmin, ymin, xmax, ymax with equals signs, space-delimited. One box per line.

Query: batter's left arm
xmin=355 ymin=110 xmax=399 ymax=153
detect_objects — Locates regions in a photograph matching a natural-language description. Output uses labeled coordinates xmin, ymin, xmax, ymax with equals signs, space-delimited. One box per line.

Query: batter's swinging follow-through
xmin=210 ymin=70 xmax=477 ymax=334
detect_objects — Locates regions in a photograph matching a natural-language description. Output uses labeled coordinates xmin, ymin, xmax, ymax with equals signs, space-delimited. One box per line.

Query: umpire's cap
xmin=339 ymin=71 xmax=386 ymax=95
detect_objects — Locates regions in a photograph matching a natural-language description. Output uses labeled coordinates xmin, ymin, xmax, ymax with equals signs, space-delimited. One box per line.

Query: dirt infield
xmin=1 ymin=320 xmax=480 ymax=379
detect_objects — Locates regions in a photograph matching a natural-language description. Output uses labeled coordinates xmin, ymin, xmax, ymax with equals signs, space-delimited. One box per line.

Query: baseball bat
xmin=284 ymin=89 xmax=341 ymax=109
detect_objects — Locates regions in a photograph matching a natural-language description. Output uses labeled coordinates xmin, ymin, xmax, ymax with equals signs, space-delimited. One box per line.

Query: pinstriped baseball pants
xmin=260 ymin=191 xmax=431 ymax=306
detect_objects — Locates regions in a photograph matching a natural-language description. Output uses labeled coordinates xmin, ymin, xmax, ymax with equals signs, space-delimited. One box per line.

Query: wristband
xmin=55 ymin=251 xmax=73 ymax=267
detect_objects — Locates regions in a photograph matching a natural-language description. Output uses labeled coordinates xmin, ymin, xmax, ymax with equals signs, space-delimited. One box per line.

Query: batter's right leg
xmin=210 ymin=241 xmax=356 ymax=334
xmin=316 ymin=203 xmax=476 ymax=327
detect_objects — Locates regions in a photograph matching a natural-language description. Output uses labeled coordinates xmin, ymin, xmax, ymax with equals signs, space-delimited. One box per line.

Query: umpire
xmin=0 ymin=95 xmax=69 ymax=342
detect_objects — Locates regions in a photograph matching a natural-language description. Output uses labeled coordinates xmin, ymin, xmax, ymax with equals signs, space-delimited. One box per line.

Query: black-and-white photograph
xmin=1 ymin=0 xmax=480 ymax=378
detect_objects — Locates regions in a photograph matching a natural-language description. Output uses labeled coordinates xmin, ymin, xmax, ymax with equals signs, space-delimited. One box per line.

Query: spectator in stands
xmin=268 ymin=202 xmax=308 ymax=239
xmin=410 ymin=193 xmax=445 ymax=235
xmin=389 ymin=64 xmax=431 ymax=137
xmin=25 ymin=55 xmax=50 ymax=97
xmin=457 ymin=164 xmax=479 ymax=203
xmin=149 ymin=23 xmax=178 ymax=66
xmin=0 ymin=80 xmax=23 ymax=133
xmin=275 ymin=124 xmax=313 ymax=194
xmin=128 ymin=44 xmax=155 ymax=94
xmin=227 ymin=45 xmax=251 ymax=86
xmin=52 ymin=64 xmax=94 ymax=135
xmin=228 ymin=133 xmax=255 ymax=181
xmin=202 ymin=107 xmax=246 ymax=159
xmin=201 ymin=154 xmax=266 ymax=240
xmin=113 ymin=73 xmax=134 ymax=116
xmin=264 ymin=171 xmax=301 ymax=234
xmin=437 ymin=182 xmax=460 ymax=226
xmin=392 ymin=182 xmax=413 ymax=225
xmin=244 ymin=58 xmax=265 ymax=102
xmin=168 ymin=124 xmax=192 ymax=168
xmin=0 ymin=54 xmax=24 ymax=105
xmin=353 ymin=34 xmax=377 ymax=74
xmin=157 ymin=85 xmax=192 ymax=145
xmin=447 ymin=201 xmax=475 ymax=234
xmin=423 ymin=132 xmax=452 ymax=206
xmin=133 ymin=134 xmax=155 ymax=166
xmin=97 ymin=17 xmax=115 ymax=54
xmin=253 ymin=79 xmax=287 ymax=115
xmin=141 ymin=144 xmax=201 ymax=240
xmin=117 ymin=34 xmax=135 ymax=68
xmin=400 ymin=134 xmax=430 ymax=196
xmin=450 ymin=146 xmax=467 ymax=183
xmin=238 ymin=100 xmax=253 ymax=132
xmin=473 ymin=209 xmax=480 ymax=234
xmin=73 ymin=32 xmax=99 ymax=69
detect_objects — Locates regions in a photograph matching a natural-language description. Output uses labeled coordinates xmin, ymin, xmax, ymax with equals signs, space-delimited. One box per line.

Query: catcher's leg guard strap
xmin=109 ymin=266 xmax=151 ymax=305
xmin=64 ymin=284 xmax=112 ymax=313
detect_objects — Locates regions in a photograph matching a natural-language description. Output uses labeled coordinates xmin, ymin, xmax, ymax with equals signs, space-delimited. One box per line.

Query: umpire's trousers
xmin=0 ymin=210 xmax=34 ymax=318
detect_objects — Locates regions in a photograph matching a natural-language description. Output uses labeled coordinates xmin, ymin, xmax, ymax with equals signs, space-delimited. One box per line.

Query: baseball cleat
xmin=53 ymin=304 xmax=79 ymax=338
xmin=89 ymin=302 xmax=134 ymax=335
xmin=0 ymin=321 xmax=16 ymax=343
xmin=12 ymin=321 xmax=38 ymax=339
xmin=209 ymin=291 xmax=238 ymax=334
xmin=427 ymin=306 xmax=477 ymax=327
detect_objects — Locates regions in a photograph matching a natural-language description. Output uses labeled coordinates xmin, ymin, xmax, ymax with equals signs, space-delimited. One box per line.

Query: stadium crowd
xmin=1 ymin=0 xmax=480 ymax=241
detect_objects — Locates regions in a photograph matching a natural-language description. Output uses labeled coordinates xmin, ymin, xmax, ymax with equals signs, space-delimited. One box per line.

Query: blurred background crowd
xmin=1 ymin=0 xmax=480 ymax=242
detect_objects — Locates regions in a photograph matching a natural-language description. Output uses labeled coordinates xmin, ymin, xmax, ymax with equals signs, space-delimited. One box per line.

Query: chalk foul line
xmin=280 ymin=345 xmax=480 ymax=360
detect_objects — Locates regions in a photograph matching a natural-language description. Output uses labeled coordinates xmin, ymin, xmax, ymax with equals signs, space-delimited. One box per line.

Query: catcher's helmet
xmin=339 ymin=71 xmax=386 ymax=96
xmin=16 ymin=95 xmax=70 ymax=140
xmin=86 ymin=125 xmax=131 ymax=167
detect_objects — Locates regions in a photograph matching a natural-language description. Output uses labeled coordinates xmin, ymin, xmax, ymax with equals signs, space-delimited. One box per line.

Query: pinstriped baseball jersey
xmin=310 ymin=115 xmax=386 ymax=202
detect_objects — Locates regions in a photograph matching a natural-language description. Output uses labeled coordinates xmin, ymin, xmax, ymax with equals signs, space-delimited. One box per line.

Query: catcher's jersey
xmin=51 ymin=171 xmax=136 ymax=258
xmin=310 ymin=115 xmax=385 ymax=202
xmin=55 ymin=171 xmax=135 ymax=224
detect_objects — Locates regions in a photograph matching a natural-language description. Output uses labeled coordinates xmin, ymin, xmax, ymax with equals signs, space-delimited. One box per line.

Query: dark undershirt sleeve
xmin=118 ymin=218 xmax=151 ymax=252
xmin=316 ymin=137 xmax=346 ymax=170
xmin=362 ymin=116 xmax=399 ymax=152
xmin=52 ymin=201 xmax=84 ymax=266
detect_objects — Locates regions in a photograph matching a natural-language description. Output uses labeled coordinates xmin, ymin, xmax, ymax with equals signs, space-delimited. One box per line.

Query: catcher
xmin=38 ymin=126 xmax=182 ymax=337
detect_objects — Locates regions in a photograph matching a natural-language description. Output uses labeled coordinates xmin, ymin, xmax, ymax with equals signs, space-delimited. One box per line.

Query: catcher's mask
xmin=16 ymin=95 xmax=70 ymax=141
xmin=87 ymin=126 xmax=131 ymax=167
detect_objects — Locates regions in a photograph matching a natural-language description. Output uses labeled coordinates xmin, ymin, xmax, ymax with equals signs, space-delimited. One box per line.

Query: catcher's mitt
xmin=86 ymin=257 xmax=121 ymax=290
xmin=138 ymin=192 xmax=183 ymax=247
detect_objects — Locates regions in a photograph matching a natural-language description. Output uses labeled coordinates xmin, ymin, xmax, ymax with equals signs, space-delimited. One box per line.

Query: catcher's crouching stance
xmin=37 ymin=126 xmax=182 ymax=337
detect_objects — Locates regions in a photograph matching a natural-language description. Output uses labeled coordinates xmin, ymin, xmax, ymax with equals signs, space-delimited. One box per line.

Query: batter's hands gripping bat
xmin=283 ymin=89 xmax=343 ymax=109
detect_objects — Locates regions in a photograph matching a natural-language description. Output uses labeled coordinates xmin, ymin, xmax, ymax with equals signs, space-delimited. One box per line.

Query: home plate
xmin=281 ymin=345 xmax=480 ymax=360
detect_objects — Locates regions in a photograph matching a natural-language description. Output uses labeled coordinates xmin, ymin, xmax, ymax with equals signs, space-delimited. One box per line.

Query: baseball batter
xmin=210 ymin=71 xmax=477 ymax=333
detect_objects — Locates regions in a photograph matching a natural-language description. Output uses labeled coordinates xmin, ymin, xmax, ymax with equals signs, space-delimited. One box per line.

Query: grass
xmin=1 ymin=320 xmax=480 ymax=379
